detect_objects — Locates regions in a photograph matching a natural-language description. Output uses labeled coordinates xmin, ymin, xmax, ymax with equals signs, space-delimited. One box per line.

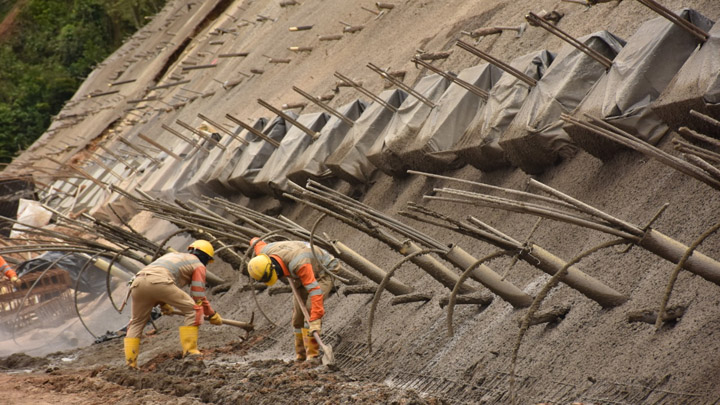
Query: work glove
xmin=308 ymin=319 xmax=322 ymax=336
xmin=160 ymin=303 xmax=175 ymax=315
xmin=208 ymin=312 xmax=223 ymax=325
xmin=10 ymin=276 xmax=20 ymax=286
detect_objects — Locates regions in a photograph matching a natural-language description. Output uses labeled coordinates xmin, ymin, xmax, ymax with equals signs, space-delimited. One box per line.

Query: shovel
xmin=288 ymin=281 xmax=336 ymax=367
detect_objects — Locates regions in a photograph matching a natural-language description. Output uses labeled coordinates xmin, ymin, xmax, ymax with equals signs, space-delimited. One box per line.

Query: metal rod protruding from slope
xmin=225 ymin=114 xmax=280 ymax=148
xmin=334 ymin=72 xmax=397 ymax=113
xmin=455 ymin=40 xmax=537 ymax=86
xmin=292 ymin=86 xmax=355 ymax=126
xmin=524 ymin=12 xmax=613 ymax=69
xmin=257 ymin=99 xmax=320 ymax=140
xmin=197 ymin=113 xmax=249 ymax=146
xmin=367 ymin=63 xmax=436 ymax=108
xmin=411 ymin=58 xmax=488 ymax=99
xmin=634 ymin=0 xmax=708 ymax=42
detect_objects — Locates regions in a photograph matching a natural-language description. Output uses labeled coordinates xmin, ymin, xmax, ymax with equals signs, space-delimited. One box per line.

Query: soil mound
xmin=0 ymin=352 xmax=49 ymax=370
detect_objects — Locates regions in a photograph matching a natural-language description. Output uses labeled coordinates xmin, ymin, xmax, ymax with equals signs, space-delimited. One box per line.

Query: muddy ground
xmin=3 ymin=0 xmax=720 ymax=403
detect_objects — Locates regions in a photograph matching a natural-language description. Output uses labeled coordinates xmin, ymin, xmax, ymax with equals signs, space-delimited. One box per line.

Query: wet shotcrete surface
xmin=3 ymin=0 xmax=720 ymax=403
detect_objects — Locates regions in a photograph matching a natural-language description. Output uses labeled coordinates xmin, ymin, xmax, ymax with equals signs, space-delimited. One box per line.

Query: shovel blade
xmin=321 ymin=342 xmax=336 ymax=367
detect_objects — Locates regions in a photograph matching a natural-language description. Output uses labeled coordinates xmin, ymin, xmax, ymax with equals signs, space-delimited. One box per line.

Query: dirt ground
xmin=3 ymin=0 xmax=720 ymax=403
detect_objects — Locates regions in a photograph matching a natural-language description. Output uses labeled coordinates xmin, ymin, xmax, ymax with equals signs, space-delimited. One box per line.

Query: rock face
xmin=4 ymin=0 xmax=720 ymax=403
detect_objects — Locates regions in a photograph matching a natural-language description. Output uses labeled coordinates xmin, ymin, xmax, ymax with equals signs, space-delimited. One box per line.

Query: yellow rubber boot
xmin=294 ymin=331 xmax=307 ymax=361
xmin=179 ymin=326 xmax=201 ymax=356
xmin=302 ymin=328 xmax=319 ymax=360
xmin=124 ymin=337 xmax=140 ymax=368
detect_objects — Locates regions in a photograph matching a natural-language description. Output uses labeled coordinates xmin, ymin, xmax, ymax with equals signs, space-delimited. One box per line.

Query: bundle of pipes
xmin=416 ymin=172 xmax=720 ymax=288
xmin=110 ymin=186 xmax=366 ymax=285
xmin=284 ymin=180 xmax=535 ymax=307
xmin=561 ymin=113 xmax=720 ymax=192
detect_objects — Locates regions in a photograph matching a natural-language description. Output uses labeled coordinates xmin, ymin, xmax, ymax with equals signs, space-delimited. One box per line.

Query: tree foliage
xmin=0 ymin=0 xmax=164 ymax=164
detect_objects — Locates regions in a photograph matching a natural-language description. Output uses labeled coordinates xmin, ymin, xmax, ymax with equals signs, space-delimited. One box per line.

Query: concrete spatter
xmin=102 ymin=353 xmax=443 ymax=404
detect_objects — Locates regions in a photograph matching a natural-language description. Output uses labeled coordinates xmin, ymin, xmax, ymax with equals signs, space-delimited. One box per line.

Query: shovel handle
xmin=170 ymin=310 xmax=254 ymax=331
xmin=220 ymin=318 xmax=254 ymax=331
xmin=288 ymin=282 xmax=329 ymax=347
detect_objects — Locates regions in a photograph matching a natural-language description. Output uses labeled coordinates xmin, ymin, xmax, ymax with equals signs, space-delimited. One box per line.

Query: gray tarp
xmin=653 ymin=22 xmax=719 ymax=135
xmin=454 ymin=50 xmax=554 ymax=171
xmin=177 ymin=126 xmax=242 ymax=200
xmin=137 ymin=140 xmax=199 ymax=198
xmin=565 ymin=9 xmax=714 ymax=160
xmin=325 ymin=89 xmax=407 ymax=185
xmin=152 ymin=133 xmax=222 ymax=201
xmin=224 ymin=113 xmax=295 ymax=197
xmin=399 ymin=63 xmax=504 ymax=173
xmin=366 ymin=73 xmax=451 ymax=176
xmin=500 ymin=31 xmax=625 ymax=174
xmin=207 ymin=118 xmax=267 ymax=194
xmin=287 ymin=99 xmax=367 ymax=187
xmin=252 ymin=112 xmax=330 ymax=197
xmin=179 ymin=118 xmax=268 ymax=199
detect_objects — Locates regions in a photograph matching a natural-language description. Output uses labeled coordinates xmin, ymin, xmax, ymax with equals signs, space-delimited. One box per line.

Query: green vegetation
xmin=0 ymin=0 xmax=165 ymax=163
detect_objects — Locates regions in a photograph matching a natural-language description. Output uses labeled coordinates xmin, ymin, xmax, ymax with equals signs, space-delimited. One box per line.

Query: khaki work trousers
xmin=126 ymin=273 xmax=197 ymax=338
xmin=291 ymin=272 xmax=333 ymax=329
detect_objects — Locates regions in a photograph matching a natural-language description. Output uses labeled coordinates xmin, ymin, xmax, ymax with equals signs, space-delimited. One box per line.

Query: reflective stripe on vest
xmin=150 ymin=258 xmax=197 ymax=285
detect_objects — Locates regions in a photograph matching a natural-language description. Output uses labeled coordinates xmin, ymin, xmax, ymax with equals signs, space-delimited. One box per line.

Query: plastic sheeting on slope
xmin=252 ymin=112 xmax=330 ymax=197
xmin=137 ymin=140 xmax=202 ymax=199
xmin=207 ymin=118 xmax=267 ymax=194
xmin=177 ymin=126 xmax=243 ymax=200
xmin=653 ymin=22 xmax=719 ymax=136
xmin=224 ymin=113 xmax=295 ymax=197
xmin=454 ymin=50 xmax=554 ymax=171
xmin=287 ymin=99 xmax=367 ymax=187
xmin=155 ymin=131 xmax=223 ymax=202
xmin=366 ymin=73 xmax=451 ymax=176
xmin=325 ymin=89 xmax=408 ymax=185
xmin=500 ymin=31 xmax=625 ymax=175
xmin=565 ymin=9 xmax=714 ymax=161
xmin=399 ymin=63 xmax=504 ymax=174
xmin=177 ymin=119 xmax=269 ymax=200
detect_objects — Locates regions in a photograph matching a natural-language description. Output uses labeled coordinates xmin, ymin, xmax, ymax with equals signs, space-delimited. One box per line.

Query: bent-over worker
xmin=1 ymin=255 xmax=20 ymax=285
xmin=124 ymin=240 xmax=222 ymax=368
xmin=246 ymin=237 xmax=339 ymax=362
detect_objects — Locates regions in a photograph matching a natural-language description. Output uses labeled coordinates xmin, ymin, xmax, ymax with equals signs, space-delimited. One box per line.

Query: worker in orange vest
xmin=1 ymin=255 xmax=20 ymax=285
xmin=246 ymin=237 xmax=339 ymax=363
xmin=124 ymin=240 xmax=222 ymax=368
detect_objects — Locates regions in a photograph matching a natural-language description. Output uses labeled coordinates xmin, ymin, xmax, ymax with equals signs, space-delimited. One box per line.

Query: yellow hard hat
xmin=188 ymin=240 xmax=214 ymax=263
xmin=247 ymin=254 xmax=277 ymax=286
